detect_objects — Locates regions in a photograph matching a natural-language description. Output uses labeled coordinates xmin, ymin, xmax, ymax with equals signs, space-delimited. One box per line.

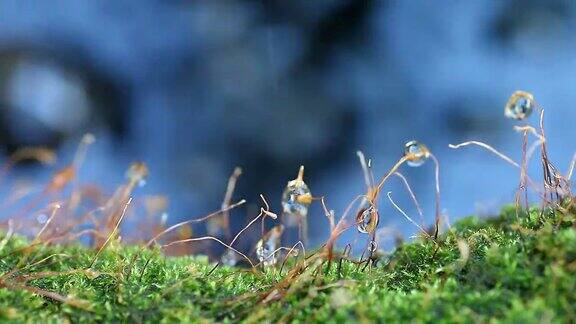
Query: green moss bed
xmin=1 ymin=205 xmax=575 ymax=323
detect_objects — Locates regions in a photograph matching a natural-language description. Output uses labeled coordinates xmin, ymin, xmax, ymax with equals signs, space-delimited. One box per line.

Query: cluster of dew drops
xmin=236 ymin=90 xmax=533 ymax=268
xmin=355 ymin=140 xmax=430 ymax=234
xmin=253 ymin=143 xmax=433 ymax=267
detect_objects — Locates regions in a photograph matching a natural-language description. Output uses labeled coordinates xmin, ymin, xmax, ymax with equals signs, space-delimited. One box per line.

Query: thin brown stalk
xmin=430 ymin=153 xmax=441 ymax=239
xmin=145 ymin=199 xmax=246 ymax=247
xmin=538 ymin=109 xmax=562 ymax=203
xmin=162 ymin=236 xmax=255 ymax=268
xmin=387 ymin=191 xmax=431 ymax=239
xmin=516 ymin=128 xmax=530 ymax=213
xmin=375 ymin=156 xmax=409 ymax=197
xmin=89 ymin=197 xmax=132 ymax=268
xmin=19 ymin=253 xmax=70 ymax=272
xmin=356 ymin=151 xmax=373 ymax=189
xmin=322 ymin=194 xmax=367 ymax=262
xmin=393 ymin=172 xmax=424 ymax=222
xmin=279 ymin=241 xmax=305 ymax=275
xmin=15 ymin=204 xmax=62 ymax=268
xmin=319 ymin=197 xmax=335 ymax=232
xmin=449 ymin=141 xmax=519 ymax=167
xmin=68 ymin=134 xmax=95 ymax=214
xmin=232 ymin=210 xmax=263 ymax=248
xmin=221 ymin=167 xmax=242 ymax=240
xmin=209 ymin=196 xmax=275 ymax=274
xmin=259 ymin=194 xmax=277 ymax=239
xmin=13 ymin=284 xmax=91 ymax=310
xmin=33 ymin=203 xmax=62 ymax=243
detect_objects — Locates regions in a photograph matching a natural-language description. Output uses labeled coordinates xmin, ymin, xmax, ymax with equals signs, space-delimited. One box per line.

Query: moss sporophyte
xmin=0 ymin=91 xmax=575 ymax=322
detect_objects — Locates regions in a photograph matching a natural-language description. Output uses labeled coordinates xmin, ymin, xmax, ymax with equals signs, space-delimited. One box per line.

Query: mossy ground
xmin=1 ymin=205 xmax=575 ymax=323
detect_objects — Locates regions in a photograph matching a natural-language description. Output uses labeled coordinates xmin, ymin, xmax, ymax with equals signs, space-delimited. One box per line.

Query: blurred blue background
xmin=0 ymin=1 xmax=575 ymax=246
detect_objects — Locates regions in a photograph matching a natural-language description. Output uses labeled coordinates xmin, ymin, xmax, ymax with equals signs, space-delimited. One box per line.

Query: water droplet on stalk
xmin=404 ymin=140 xmax=430 ymax=167
xmin=505 ymin=90 xmax=534 ymax=120
xmin=36 ymin=213 xmax=48 ymax=224
xmin=256 ymin=225 xmax=284 ymax=268
xmin=281 ymin=166 xmax=312 ymax=223
xmin=160 ymin=212 xmax=168 ymax=226
xmin=356 ymin=206 xmax=379 ymax=234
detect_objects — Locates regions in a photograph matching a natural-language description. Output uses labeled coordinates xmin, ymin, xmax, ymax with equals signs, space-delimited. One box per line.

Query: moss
xmin=0 ymin=206 xmax=575 ymax=322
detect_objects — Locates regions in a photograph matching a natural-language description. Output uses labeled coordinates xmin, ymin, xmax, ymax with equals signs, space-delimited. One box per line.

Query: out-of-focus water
xmin=0 ymin=1 xmax=575 ymax=247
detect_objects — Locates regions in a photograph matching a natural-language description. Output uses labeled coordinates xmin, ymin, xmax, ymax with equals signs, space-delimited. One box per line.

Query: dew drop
xmin=404 ymin=140 xmax=429 ymax=167
xmin=256 ymin=240 xmax=277 ymax=267
xmin=505 ymin=91 xmax=534 ymax=120
xmin=281 ymin=166 xmax=312 ymax=224
xmin=160 ymin=212 xmax=168 ymax=226
xmin=36 ymin=213 xmax=48 ymax=224
xmin=356 ymin=206 xmax=379 ymax=234
xmin=221 ymin=249 xmax=238 ymax=267
xmin=256 ymin=225 xmax=284 ymax=268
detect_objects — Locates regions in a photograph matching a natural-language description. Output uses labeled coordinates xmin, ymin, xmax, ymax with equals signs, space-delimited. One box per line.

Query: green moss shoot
xmin=1 ymin=205 xmax=574 ymax=322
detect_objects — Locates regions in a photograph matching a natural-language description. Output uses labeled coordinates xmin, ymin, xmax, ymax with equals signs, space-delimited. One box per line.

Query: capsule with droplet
xmin=281 ymin=166 xmax=312 ymax=222
xmin=256 ymin=225 xmax=284 ymax=268
xmin=356 ymin=206 xmax=379 ymax=234
xmin=404 ymin=140 xmax=430 ymax=167
xmin=505 ymin=90 xmax=534 ymax=120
